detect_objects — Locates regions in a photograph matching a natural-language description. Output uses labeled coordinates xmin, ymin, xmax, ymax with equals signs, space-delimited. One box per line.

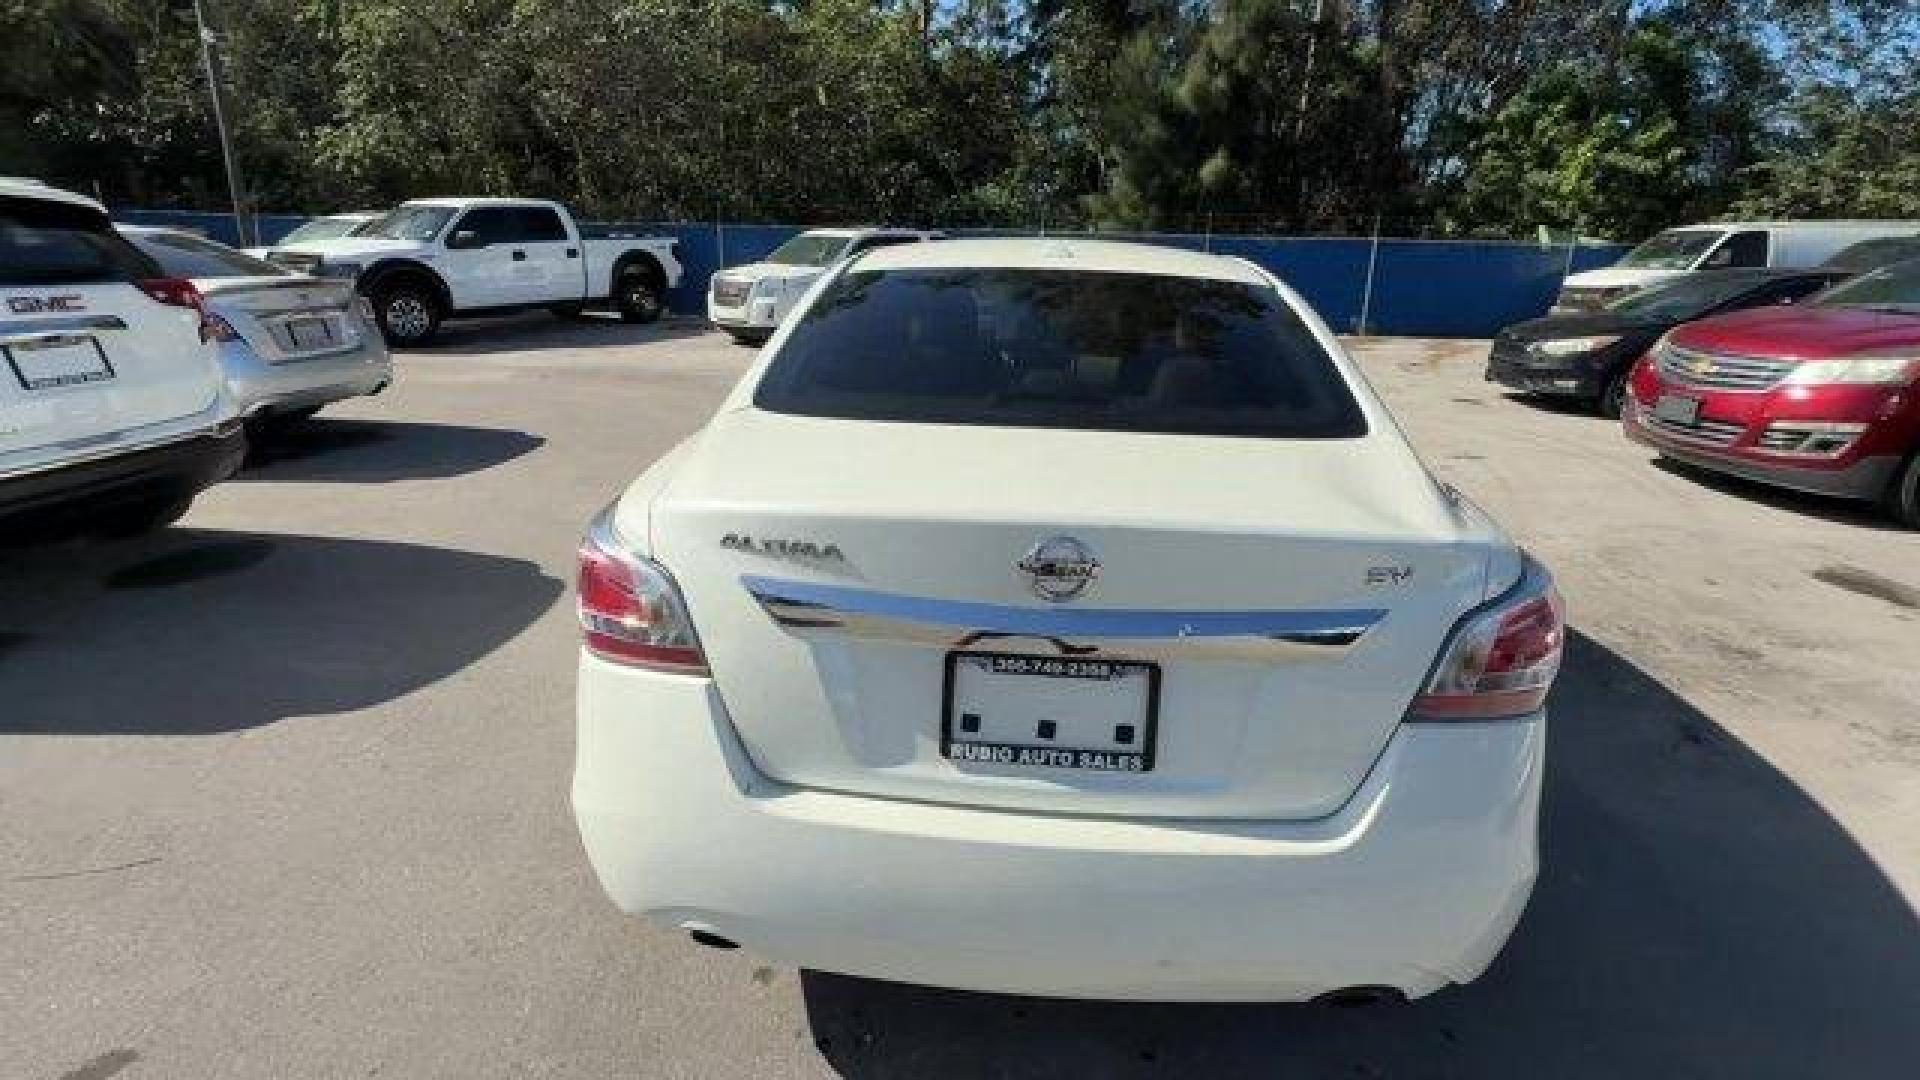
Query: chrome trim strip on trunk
xmin=0 ymin=315 xmax=128 ymax=344
xmin=742 ymin=574 xmax=1387 ymax=662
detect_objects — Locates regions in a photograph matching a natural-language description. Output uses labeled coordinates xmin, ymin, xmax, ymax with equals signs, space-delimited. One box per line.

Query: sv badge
xmin=1365 ymin=565 xmax=1414 ymax=586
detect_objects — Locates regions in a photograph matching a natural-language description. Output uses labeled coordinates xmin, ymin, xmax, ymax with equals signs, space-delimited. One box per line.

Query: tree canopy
xmin=4 ymin=0 xmax=1916 ymax=240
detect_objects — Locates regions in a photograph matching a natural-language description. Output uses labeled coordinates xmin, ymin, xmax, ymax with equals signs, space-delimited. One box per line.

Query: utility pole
xmin=1293 ymin=0 xmax=1327 ymax=143
xmin=190 ymin=0 xmax=252 ymax=246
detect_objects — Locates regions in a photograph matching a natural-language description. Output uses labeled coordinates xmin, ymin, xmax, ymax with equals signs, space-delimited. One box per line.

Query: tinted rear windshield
xmin=132 ymin=230 xmax=286 ymax=279
xmin=754 ymin=268 xmax=1367 ymax=439
xmin=1 ymin=196 xmax=159 ymax=287
xmin=1814 ymin=259 xmax=1920 ymax=312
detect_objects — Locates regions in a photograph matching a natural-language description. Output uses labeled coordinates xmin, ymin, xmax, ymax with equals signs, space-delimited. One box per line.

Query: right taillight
xmin=577 ymin=507 xmax=708 ymax=674
xmin=1410 ymin=554 xmax=1564 ymax=721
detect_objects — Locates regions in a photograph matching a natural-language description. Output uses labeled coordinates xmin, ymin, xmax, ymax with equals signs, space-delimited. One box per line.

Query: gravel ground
xmin=3 ymin=317 xmax=1916 ymax=1079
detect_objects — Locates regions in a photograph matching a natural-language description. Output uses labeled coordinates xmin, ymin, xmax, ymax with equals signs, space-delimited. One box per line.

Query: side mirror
xmin=447 ymin=229 xmax=483 ymax=250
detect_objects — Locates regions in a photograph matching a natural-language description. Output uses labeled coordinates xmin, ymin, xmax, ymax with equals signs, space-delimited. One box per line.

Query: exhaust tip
xmin=1311 ymin=986 xmax=1405 ymax=1009
xmin=688 ymin=929 xmax=739 ymax=951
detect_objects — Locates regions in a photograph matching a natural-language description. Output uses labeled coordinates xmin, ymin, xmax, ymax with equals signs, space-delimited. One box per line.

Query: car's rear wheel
xmin=371 ymin=280 xmax=441 ymax=347
xmin=616 ymin=273 xmax=664 ymax=324
xmin=94 ymin=495 xmax=193 ymax=538
xmin=1884 ymin=449 xmax=1920 ymax=528
xmin=247 ymin=404 xmax=323 ymax=437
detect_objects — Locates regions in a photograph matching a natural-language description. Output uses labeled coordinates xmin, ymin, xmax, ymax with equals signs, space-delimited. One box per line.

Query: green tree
xmin=1450 ymin=20 xmax=1772 ymax=239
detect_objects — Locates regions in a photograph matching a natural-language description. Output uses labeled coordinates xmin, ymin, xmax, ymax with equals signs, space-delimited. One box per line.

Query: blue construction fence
xmin=113 ymin=209 xmax=1627 ymax=339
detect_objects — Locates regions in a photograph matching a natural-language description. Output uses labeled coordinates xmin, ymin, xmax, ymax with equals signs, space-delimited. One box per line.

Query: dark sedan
xmin=1488 ymin=267 xmax=1853 ymax=417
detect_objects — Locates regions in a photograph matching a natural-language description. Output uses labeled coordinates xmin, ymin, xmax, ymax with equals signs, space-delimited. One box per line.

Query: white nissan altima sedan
xmin=572 ymin=237 xmax=1565 ymax=1002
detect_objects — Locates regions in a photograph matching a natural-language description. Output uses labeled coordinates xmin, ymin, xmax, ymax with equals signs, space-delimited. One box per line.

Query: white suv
xmin=707 ymin=228 xmax=941 ymax=344
xmin=576 ymin=237 xmax=1564 ymax=1002
xmin=1 ymin=181 xmax=243 ymax=540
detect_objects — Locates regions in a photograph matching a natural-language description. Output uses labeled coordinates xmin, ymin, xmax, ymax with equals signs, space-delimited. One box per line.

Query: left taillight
xmin=138 ymin=276 xmax=222 ymax=343
xmin=1409 ymin=553 xmax=1564 ymax=721
xmin=577 ymin=507 xmax=708 ymax=674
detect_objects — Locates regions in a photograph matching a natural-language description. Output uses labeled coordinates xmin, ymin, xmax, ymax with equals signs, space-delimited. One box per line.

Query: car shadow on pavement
xmin=799 ymin=631 xmax=1920 ymax=1079
xmin=0 ymin=528 xmax=562 ymax=734
xmin=422 ymin=312 xmax=713 ymax=354
xmin=239 ymin=419 xmax=544 ymax=483
xmin=1499 ymin=391 xmax=1608 ymax=419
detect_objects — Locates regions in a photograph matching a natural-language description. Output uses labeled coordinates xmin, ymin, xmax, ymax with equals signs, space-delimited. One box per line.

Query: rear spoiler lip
xmin=193 ymin=276 xmax=355 ymax=297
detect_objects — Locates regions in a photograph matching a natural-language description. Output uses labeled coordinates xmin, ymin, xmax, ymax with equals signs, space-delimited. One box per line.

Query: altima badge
xmin=1017 ymin=536 xmax=1100 ymax=602
xmin=721 ymin=533 xmax=847 ymax=564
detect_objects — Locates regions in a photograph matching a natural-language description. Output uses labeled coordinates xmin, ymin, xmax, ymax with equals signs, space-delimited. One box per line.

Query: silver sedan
xmin=118 ymin=225 xmax=392 ymax=426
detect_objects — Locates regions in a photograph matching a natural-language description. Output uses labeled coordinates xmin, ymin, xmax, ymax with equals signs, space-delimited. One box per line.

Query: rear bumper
xmin=573 ymin=652 xmax=1544 ymax=1002
xmin=0 ymin=424 xmax=246 ymax=537
xmin=1623 ymin=400 xmax=1901 ymax=500
xmin=221 ymin=335 xmax=392 ymax=419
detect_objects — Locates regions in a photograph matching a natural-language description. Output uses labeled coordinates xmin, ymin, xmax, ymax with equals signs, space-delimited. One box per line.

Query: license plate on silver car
xmin=1654 ymin=394 xmax=1701 ymax=426
xmin=285 ymin=316 xmax=335 ymax=350
xmin=4 ymin=335 xmax=114 ymax=390
xmin=942 ymin=652 xmax=1159 ymax=772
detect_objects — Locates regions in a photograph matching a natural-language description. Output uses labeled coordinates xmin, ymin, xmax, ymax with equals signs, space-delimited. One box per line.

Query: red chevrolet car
xmin=1624 ymin=259 xmax=1920 ymax=526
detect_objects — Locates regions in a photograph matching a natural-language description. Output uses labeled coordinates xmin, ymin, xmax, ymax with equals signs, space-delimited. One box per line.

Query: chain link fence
xmin=112 ymin=207 xmax=1628 ymax=338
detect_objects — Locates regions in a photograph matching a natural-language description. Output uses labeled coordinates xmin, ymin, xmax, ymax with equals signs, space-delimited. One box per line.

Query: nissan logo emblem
xmin=1016 ymin=536 xmax=1100 ymax=602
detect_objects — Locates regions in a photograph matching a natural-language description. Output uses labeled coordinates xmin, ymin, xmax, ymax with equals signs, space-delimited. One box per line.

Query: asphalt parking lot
xmin=4 ymin=316 xmax=1917 ymax=1079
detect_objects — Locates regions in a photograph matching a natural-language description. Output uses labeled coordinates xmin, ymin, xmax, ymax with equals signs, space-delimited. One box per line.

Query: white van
xmin=1 ymin=181 xmax=243 ymax=540
xmin=1555 ymin=221 xmax=1920 ymax=310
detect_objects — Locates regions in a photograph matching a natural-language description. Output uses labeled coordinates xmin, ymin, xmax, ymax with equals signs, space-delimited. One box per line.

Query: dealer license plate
xmin=285 ymin=316 xmax=335 ymax=350
xmin=942 ymin=652 xmax=1159 ymax=772
xmin=5 ymin=335 xmax=114 ymax=391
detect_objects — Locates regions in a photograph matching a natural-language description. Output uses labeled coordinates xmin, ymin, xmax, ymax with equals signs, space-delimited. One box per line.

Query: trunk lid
xmin=647 ymin=410 xmax=1504 ymax=820
xmin=198 ymin=276 xmax=365 ymax=361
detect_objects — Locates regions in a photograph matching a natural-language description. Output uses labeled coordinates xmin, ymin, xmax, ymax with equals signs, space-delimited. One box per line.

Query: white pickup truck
xmin=267 ymin=198 xmax=683 ymax=346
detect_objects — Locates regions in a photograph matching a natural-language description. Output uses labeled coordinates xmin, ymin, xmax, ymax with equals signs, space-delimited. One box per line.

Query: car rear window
xmin=131 ymin=230 xmax=285 ymax=279
xmin=754 ymin=268 xmax=1367 ymax=439
xmin=1 ymin=196 xmax=159 ymax=287
xmin=1815 ymin=259 xmax=1920 ymax=313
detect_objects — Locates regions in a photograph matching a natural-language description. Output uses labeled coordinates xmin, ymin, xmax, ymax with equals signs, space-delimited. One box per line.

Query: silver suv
xmin=0 ymin=181 xmax=243 ymax=540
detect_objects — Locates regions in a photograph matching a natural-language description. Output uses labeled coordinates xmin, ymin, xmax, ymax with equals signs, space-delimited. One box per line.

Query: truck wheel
xmin=1885 ymin=450 xmax=1920 ymax=529
xmin=615 ymin=273 xmax=664 ymax=324
xmin=372 ymin=280 xmax=441 ymax=346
